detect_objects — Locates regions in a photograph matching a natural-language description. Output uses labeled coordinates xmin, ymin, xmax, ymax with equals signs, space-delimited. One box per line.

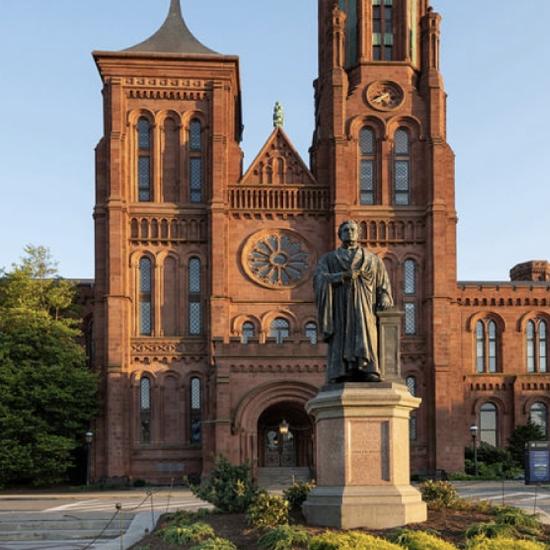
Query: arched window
xmin=394 ymin=128 xmax=410 ymax=206
xmin=372 ymin=0 xmax=394 ymax=61
xmin=270 ymin=318 xmax=290 ymax=344
xmin=479 ymin=402 xmax=498 ymax=447
xmin=163 ymin=256 xmax=178 ymax=336
xmin=403 ymin=259 xmax=417 ymax=336
xmin=140 ymin=377 xmax=152 ymax=444
xmin=305 ymin=322 xmax=318 ymax=344
xmin=137 ymin=117 xmax=152 ymax=202
xmin=475 ymin=319 xmax=499 ymax=373
xmin=163 ymin=118 xmax=179 ymax=202
xmin=359 ymin=127 xmax=377 ymax=205
xmin=406 ymin=376 xmax=418 ymax=441
xmin=189 ymin=119 xmax=203 ymax=203
xmin=188 ymin=258 xmax=202 ymax=336
xmin=242 ymin=321 xmax=255 ymax=344
xmin=338 ymin=0 xmax=358 ymax=68
xmin=530 ymin=402 xmax=548 ymax=437
xmin=139 ymin=257 xmax=153 ymax=336
xmin=190 ymin=377 xmax=202 ymax=444
xmin=526 ymin=319 xmax=548 ymax=373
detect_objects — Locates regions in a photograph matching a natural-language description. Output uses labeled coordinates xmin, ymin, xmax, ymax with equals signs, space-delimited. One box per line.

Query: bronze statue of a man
xmin=314 ymin=220 xmax=393 ymax=384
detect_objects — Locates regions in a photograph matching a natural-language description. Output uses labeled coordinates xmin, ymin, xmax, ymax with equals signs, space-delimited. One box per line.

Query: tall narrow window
xmin=527 ymin=320 xmax=536 ymax=373
xmin=372 ymin=0 xmax=394 ymax=61
xmin=163 ymin=118 xmax=179 ymax=202
xmin=139 ymin=257 xmax=153 ymax=336
xmin=530 ymin=402 xmax=548 ymax=437
xmin=404 ymin=303 xmax=416 ymax=336
xmin=359 ymin=127 xmax=377 ymax=205
xmin=163 ymin=256 xmax=178 ymax=336
xmin=403 ymin=259 xmax=417 ymax=336
xmin=479 ymin=402 xmax=498 ymax=447
xmin=242 ymin=321 xmax=255 ymax=344
xmin=404 ymin=260 xmax=417 ymax=295
xmin=189 ymin=119 xmax=203 ymax=203
xmin=526 ymin=319 xmax=548 ymax=373
xmin=488 ymin=321 xmax=497 ymax=373
xmin=339 ymin=0 xmax=358 ymax=68
xmin=406 ymin=376 xmax=417 ymax=441
xmin=140 ymin=377 xmax=152 ymax=444
xmin=190 ymin=377 xmax=202 ymax=444
xmin=305 ymin=322 xmax=318 ymax=344
xmin=394 ymin=129 xmax=410 ymax=205
xmin=137 ymin=117 xmax=152 ymax=202
xmin=188 ymin=258 xmax=202 ymax=336
xmin=270 ymin=318 xmax=290 ymax=344
xmin=476 ymin=321 xmax=485 ymax=374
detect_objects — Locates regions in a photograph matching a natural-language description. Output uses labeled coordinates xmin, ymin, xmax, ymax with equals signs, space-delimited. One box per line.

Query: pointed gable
xmin=240 ymin=128 xmax=317 ymax=186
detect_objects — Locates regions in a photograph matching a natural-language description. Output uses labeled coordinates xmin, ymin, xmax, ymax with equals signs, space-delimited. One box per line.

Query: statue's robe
xmin=313 ymin=246 xmax=393 ymax=383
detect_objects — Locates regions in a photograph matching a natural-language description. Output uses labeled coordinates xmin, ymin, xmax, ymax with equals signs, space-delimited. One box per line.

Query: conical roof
xmin=124 ymin=0 xmax=218 ymax=55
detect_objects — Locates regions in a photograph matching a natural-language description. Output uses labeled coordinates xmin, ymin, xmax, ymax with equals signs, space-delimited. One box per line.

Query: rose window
xmin=243 ymin=231 xmax=313 ymax=289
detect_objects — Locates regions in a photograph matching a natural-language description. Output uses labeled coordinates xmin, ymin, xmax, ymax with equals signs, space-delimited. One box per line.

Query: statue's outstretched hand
xmin=377 ymin=295 xmax=393 ymax=311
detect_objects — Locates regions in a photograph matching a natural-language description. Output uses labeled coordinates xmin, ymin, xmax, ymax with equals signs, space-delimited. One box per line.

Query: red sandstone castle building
xmin=88 ymin=0 xmax=550 ymax=482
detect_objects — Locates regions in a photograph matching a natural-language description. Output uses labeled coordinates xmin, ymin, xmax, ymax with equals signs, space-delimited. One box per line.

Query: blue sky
xmin=1 ymin=1 xmax=549 ymax=280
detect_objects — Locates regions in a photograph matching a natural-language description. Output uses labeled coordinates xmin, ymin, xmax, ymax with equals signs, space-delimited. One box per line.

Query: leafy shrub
xmin=169 ymin=508 xmax=213 ymax=527
xmin=247 ymin=491 xmax=289 ymax=529
xmin=283 ymin=480 xmax=315 ymax=511
xmin=466 ymin=536 xmax=548 ymax=550
xmin=189 ymin=537 xmax=237 ymax=550
xmin=465 ymin=522 xmax=517 ymax=540
xmin=394 ymin=529 xmax=459 ymax=550
xmin=507 ymin=423 xmax=546 ymax=467
xmin=494 ymin=506 xmax=542 ymax=536
xmin=257 ymin=525 xmax=310 ymax=550
xmin=309 ymin=531 xmax=401 ymax=550
xmin=160 ymin=522 xmax=215 ymax=545
xmin=189 ymin=455 xmax=257 ymax=513
xmin=419 ymin=480 xmax=458 ymax=508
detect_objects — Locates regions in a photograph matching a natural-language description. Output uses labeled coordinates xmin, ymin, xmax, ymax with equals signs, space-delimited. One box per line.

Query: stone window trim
xmin=472 ymin=397 xmax=506 ymax=448
xmin=478 ymin=401 xmax=499 ymax=447
xmin=524 ymin=317 xmax=549 ymax=374
xmin=471 ymin=314 xmax=505 ymax=375
xmin=268 ymin=317 xmax=292 ymax=345
xmin=261 ymin=311 xmax=297 ymax=343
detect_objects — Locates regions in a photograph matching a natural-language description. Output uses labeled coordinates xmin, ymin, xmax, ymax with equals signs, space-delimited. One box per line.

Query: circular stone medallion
xmin=242 ymin=230 xmax=314 ymax=289
xmin=365 ymin=80 xmax=405 ymax=111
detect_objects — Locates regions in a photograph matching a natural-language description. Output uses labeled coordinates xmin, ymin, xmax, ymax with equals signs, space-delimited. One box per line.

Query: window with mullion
xmin=137 ymin=118 xmax=153 ymax=202
xmin=188 ymin=258 xmax=202 ymax=336
xmin=476 ymin=319 xmax=500 ymax=374
xmin=527 ymin=319 xmax=548 ymax=373
xmin=394 ymin=129 xmax=411 ymax=206
xmin=359 ymin=127 xmax=377 ymax=205
xmin=372 ymin=0 xmax=393 ymax=61
xmin=139 ymin=257 xmax=153 ymax=336
xmin=189 ymin=119 xmax=204 ymax=203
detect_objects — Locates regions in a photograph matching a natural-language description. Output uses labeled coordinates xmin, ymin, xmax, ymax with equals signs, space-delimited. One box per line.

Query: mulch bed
xmin=129 ymin=507 xmax=550 ymax=549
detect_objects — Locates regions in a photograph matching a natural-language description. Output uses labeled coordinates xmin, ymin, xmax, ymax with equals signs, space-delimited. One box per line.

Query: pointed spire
xmin=273 ymin=102 xmax=284 ymax=129
xmin=124 ymin=0 xmax=218 ymax=55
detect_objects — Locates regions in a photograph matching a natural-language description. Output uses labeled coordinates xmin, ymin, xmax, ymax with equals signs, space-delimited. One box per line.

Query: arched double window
xmin=270 ymin=318 xmax=290 ymax=344
xmin=393 ymin=128 xmax=411 ymax=206
xmin=529 ymin=402 xmax=548 ymax=437
xmin=527 ymin=319 xmax=548 ymax=373
xmin=359 ymin=127 xmax=377 ymax=205
xmin=188 ymin=258 xmax=202 ymax=336
xmin=305 ymin=322 xmax=318 ymax=344
xmin=406 ymin=375 xmax=418 ymax=441
xmin=139 ymin=257 xmax=153 ymax=336
xmin=475 ymin=319 xmax=498 ymax=373
xmin=140 ymin=377 xmax=152 ymax=444
xmin=479 ymin=402 xmax=498 ymax=446
xmin=241 ymin=321 xmax=256 ymax=344
xmin=137 ymin=117 xmax=153 ymax=202
xmin=190 ymin=377 xmax=202 ymax=444
xmin=189 ymin=119 xmax=204 ymax=203
xmin=372 ymin=0 xmax=394 ymax=61
xmin=403 ymin=259 xmax=417 ymax=336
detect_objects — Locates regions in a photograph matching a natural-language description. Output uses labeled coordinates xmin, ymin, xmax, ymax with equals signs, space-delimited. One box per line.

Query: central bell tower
xmin=312 ymin=0 xmax=462 ymax=472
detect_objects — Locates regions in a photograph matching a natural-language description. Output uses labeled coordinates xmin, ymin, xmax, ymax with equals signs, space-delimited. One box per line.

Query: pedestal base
xmin=302 ymin=383 xmax=427 ymax=529
xmin=303 ymin=485 xmax=427 ymax=530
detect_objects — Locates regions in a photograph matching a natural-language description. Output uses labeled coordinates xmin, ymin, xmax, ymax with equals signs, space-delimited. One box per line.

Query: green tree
xmin=0 ymin=246 xmax=97 ymax=486
xmin=507 ymin=422 xmax=546 ymax=467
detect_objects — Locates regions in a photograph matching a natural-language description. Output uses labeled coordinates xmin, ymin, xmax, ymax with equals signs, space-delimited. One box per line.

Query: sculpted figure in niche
xmin=314 ymin=220 xmax=393 ymax=384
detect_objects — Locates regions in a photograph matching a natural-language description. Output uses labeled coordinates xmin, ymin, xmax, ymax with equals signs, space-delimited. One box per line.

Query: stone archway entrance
xmin=257 ymin=402 xmax=313 ymax=468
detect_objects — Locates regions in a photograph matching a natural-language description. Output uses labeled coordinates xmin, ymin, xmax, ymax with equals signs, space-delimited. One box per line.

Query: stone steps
xmin=257 ymin=467 xmax=312 ymax=489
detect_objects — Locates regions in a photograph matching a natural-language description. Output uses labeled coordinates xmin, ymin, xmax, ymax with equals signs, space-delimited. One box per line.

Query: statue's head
xmin=338 ymin=220 xmax=360 ymax=246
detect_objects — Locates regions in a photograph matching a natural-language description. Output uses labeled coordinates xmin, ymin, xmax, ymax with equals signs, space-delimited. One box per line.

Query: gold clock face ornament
xmin=366 ymin=81 xmax=405 ymax=111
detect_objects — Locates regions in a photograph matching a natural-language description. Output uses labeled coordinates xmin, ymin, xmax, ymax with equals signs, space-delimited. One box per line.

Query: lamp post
xmin=469 ymin=425 xmax=479 ymax=477
xmin=278 ymin=419 xmax=289 ymax=437
xmin=85 ymin=431 xmax=93 ymax=486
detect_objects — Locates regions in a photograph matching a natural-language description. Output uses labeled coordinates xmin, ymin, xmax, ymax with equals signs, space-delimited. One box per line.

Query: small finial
xmin=273 ymin=101 xmax=284 ymax=129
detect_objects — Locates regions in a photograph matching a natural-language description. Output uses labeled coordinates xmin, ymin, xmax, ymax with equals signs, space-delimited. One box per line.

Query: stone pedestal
xmin=302 ymin=383 xmax=427 ymax=529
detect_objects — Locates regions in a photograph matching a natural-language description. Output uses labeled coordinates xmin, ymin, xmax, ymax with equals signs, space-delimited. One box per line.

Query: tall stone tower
xmin=311 ymin=0 xmax=462 ymax=472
